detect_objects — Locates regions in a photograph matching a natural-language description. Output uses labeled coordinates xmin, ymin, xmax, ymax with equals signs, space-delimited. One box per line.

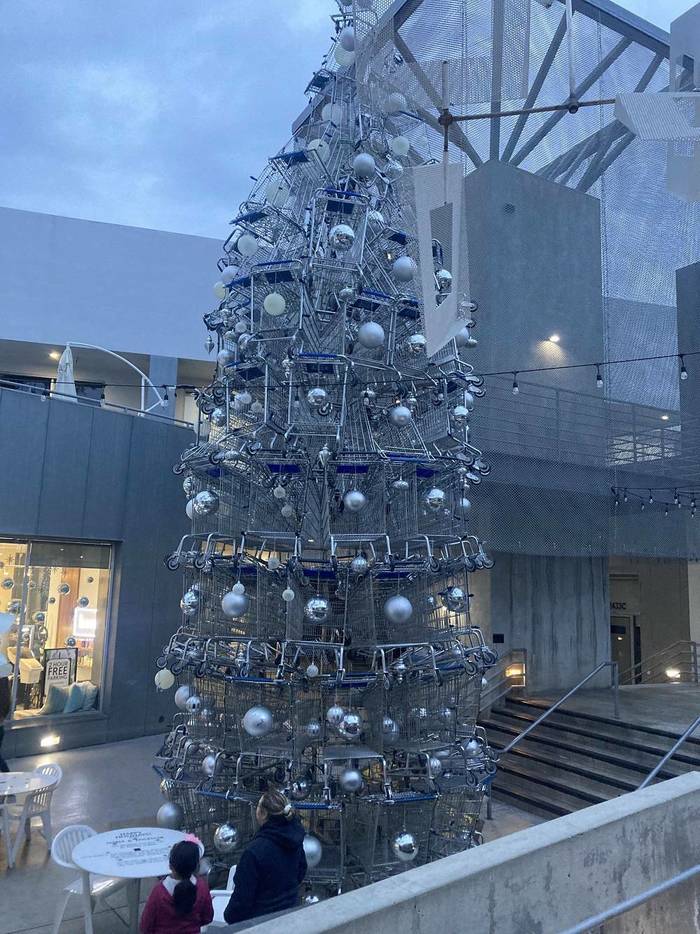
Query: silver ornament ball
xmin=214 ymin=822 xmax=240 ymax=853
xmin=352 ymin=152 xmax=376 ymax=179
xmin=357 ymin=321 xmax=385 ymax=349
xmin=389 ymin=405 xmax=413 ymax=427
xmin=343 ymin=489 xmax=367 ymax=512
xmin=180 ymin=590 xmax=199 ymax=617
xmin=156 ymin=802 xmax=184 ymax=830
xmin=304 ymin=596 xmax=330 ymax=623
xmin=193 ymin=490 xmax=220 ymax=517
xmin=303 ymin=834 xmax=323 ymax=869
xmin=242 ymin=705 xmax=274 ymax=737
xmin=201 ymin=754 xmax=217 ymax=777
xmin=350 ymin=555 xmax=369 ymax=575
xmin=328 ymin=224 xmax=355 ymax=252
xmin=221 ymin=590 xmax=249 ymax=618
xmin=382 ymin=716 xmax=399 ymax=739
xmin=185 ymin=694 xmax=202 ymax=714
xmin=424 ymin=488 xmax=446 ymax=511
xmin=339 ymin=768 xmax=363 ymax=793
xmin=338 ymin=711 xmax=363 ymax=742
xmin=392 ymin=830 xmax=419 ymax=862
xmin=435 ymin=268 xmax=453 ymax=292
xmin=384 ymin=594 xmax=413 ymax=624
xmin=326 ymin=704 xmax=345 ymax=727
xmin=290 ymin=777 xmax=312 ymax=800
xmin=307 ymin=386 xmax=329 ymax=408
xmin=174 ymin=685 xmax=191 ymax=711
xmin=407 ymin=333 xmax=427 ymax=354
xmin=428 ymin=756 xmax=443 ymax=777
xmin=441 ymin=585 xmax=468 ymax=612
xmin=392 ymin=255 xmax=416 ymax=282
xmin=305 ymin=720 xmax=322 ymax=740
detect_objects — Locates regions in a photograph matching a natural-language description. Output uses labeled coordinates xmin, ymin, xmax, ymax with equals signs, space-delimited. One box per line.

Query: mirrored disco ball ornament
xmin=305 ymin=720 xmax=322 ymax=739
xmin=407 ymin=333 xmax=426 ymax=354
xmin=326 ymin=704 xmax=345 ymax=726
xmin=393 ymin=477 xmax=410 ymax=491
xmin=428 ymin=756 xmax=443 ymax=777
xmin=455 ymin=497 xmax=472 ymax=518
xmin=382 ymin=716 xmax=399 ymax=739
xmin=221 ymin=590 xmax=249 ymax=618
xmin=451 ymin=405 xmax=469 ymax=426
xmin=328 ymin=224 xmax=355 ymax=251
xmin=282 ymin=588 xmax=295 ymax=602
xmin=154 ymin=669 xmax=175 ymax=691
xmin=263 ymin=291 xmax=286 ymax=317
xmin=340 ymin=768 xmax=363 ymax=793
xmin=384 ymin=91 xmax=407 ymax=114
xmin=357 ymin=321 xmax=385 ymax=349
xmin=290 ymin=777 xmax=312 ymax=800
xmin=343 ymin=489 xmax=367 ymax=512
xmin=1 ymin=579 xmax=13 ymax=590
xmin=392 ymin=831 xmax=419 ymax=862
xmin=307 ymin=386 xmax=328 ymax=408
xmin=193 ymin=490 xmax=219 ymax=517
xmin=210 ymin=407 xmax=227 ymax=427
xmin=464 ymin=737 xmax=481 ymax=757
xmin=390 ymin=135 xmax=410 ymax=157
xmin=174 ymin=685 xmax=191 ymax=711
xmin=389 ymin=405 xmax=413 ymax=427
xmin=384 ymin=594 xmax=413 ymax=624
xmin=185 ymin=695 xmax=201 ymax=714
xmin=435 ymin=268 xmax=453 ymax=292
xmin=352 ymin=152 xmax=376 ymax=179
xmin=424 ymin=488 xmax=446 ymax=511
xmin=303 ymin=834 xmax=323 ymax=869
xmin=182 ymin=476 xmax=195 ymax=497
xmin=338 ymin=25 xmax=355 ymax=50
xmin=214 ymin=822 xmax=240 ymax=853
xmin=242 ymin=705 xmax=274 ymax=737
xmin=78 ymin=596 xmax=89 ymax=608
xmin=350 ymin=555 xmax=369 ymax=575
xmin=236 ymin=232 xmax=258 ymax=256
xmin=338 ymin=711 xmax=363 ymax=742
xmin=157 ymin=802 xmax=184 ymax=830
xmin=58 ymin=582 xmax=71 ymax=595
xmin=306 ymin=138 xmax=330 ymax=161
xmin=201 ymin=754 xmax=217 ymax=777
xmin=392 ymin=255 xmax=416 ymax=282
xmin=384 ymin=159 xmax=404 ymax=181
xmin=180 ymin=590 xmax=199 ymax=617
xmin=304 ymin=596 xmax=330 ymax=623
xmin=441 ymin=586 xmax=468 ymax=612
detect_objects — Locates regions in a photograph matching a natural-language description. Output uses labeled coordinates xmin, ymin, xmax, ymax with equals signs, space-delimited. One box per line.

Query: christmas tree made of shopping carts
xmin=155 ymin=9 xmax=497 ymax=899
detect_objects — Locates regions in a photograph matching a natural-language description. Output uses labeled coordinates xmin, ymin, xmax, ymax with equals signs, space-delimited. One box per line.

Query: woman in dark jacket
xmin=224 ymin=789 xmax=307 ymax=925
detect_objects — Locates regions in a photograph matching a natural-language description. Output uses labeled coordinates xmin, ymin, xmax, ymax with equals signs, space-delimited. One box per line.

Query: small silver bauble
xmin=441 ymin=585 xmax=468 ymax=612
xmin=273 ymin=484 xmax=286 ymax=499
xmin=339 ymin=24 xmax=355 ymax=50
xmin=303 ymin=834 xmax=323 ymax=868
xmin=185 ymin=694 xmax=202 ymax=714
xmin=328 ymin=223 xmax=355 ymax=252
xmin=306 ymin=662 xmax=320 ymax=678
xmin=304 ymin=595 xmax=330 ymax=623
xmin=78 ymin=596 xmax=89 ymax=608
xmin=242 ymin=705 xmax=274 ymax=737
xmin=307 ymin=386 xmax=328 ymax=408
xmin=180 ymin=590 xmax=199 ymax=617
xmin=392 ymin=477 xmax=410 ymax=491
xmin=382 ymin=716 xmax=399 ymax=739
xmin=305 ymin=720 xmax=322 ymax=739
xmin=201 ymin=754 xmax=217 ymax=777
xmin=343 ymin=489 xmax=367 ymax=512
xmin=384 ymin=594 xmax=413 ymax=624
xmin=389 ymin=404 xmax=413 ymax=427
xmin=455 ymin=497 xmax=472 ymax=519
xmin=193 ymin=490 xmax=220 ymax=517
xmin=183 ymin=476 xmax=195 ymax=497
xmin=451 ymin=405 xmax=470 ymax=426
xmin=352 ymin=152 xmax=376 ymax=179
xmin=392 ymin=830 xmax=419 ymax=862
xmin=221 ymin=590 xmax=249 ymax=618
xmin=282 ymin=587 xmax=295 ymax=602
xmin=435 ymin=268 xmax=453 ymax=292
xmin=338 ymin=711 xmax=363 ymax=742
xmin=436 ymin=706 xmax=455 ymax=724
xmin=428 ymin=756 xmax=443 ymax=777
xmin=214 ymin=822 xmax=240 ymax=853
xmin=407 ymin=333 xmax=427 ymax=354
xmin=464 ymin=737 xmax=481 ymax=757
xmin=339 ymin=768 xmax=363 ymax=793
xmin=174 ymin=685 xmax=191 ymax=710
xmin=392 ymin=255 xmax=416 ymax=282
xmin=463 ymin=392 xmax=475 ymax=411
xmin=290 ymin=777 xmax=312 ymax=800
xmin=156 ymin=802 xmax=184 ymax=830
xmin=350 ymin=555 xmax=369 ymax=575
xmin=326 ymin=704 xmax=345 ymax=726
xmin=210 ymin=407 xmax=227 ymax=427
xmin=424 ymin=488 xmax=446 ymax=511
xmin=357 ymin=321 xmax=385 ymax=349
xmin=384 ymin=159 xmax=404 ymax=181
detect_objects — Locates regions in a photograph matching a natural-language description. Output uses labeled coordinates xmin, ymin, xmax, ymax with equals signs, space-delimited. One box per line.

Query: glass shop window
xmin=0 ymin=539 xmax=112 ymax=721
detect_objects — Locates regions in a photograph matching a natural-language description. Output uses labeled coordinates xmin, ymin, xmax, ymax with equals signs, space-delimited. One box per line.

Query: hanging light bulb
xmin=648 ymin=491 xmax=654 ymax=504
xmin=674 ymin=490 xmax=679 ymax=505
xmin=665 ymin=505 xmax=669 ymax=517
xmin=595 ymin=365 xmax=603 ymax=389
xmin=623 ymin=490 xmax=628 ymax=504
xmin=680 ymin=355 xmax=689 ymax=381
xmin=512 ymin=373 xmax=519 ymax=396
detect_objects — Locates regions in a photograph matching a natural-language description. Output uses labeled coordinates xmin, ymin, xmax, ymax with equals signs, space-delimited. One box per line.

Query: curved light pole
xmin=66 ymin=342 xmax=166 ymax=412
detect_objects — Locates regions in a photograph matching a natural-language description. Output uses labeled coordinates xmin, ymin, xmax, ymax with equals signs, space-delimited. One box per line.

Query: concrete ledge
xmin=252 ymin=773 xmax=700 ymax=934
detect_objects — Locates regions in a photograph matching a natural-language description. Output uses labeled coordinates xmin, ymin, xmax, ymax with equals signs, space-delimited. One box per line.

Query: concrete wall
xmin=0 ymin=206 xmax=220 ymax=361
xmin=0 ymin=387 xmax=190 ymax=756
xmin=677 ymin=261 xmax=700 ymax=431
xmin=255 ymin=773 xmax=700 ymax=934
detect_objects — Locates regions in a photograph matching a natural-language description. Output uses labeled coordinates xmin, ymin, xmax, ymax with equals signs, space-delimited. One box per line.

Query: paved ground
xmin=0 ymin=734 xmax=539 ymax=933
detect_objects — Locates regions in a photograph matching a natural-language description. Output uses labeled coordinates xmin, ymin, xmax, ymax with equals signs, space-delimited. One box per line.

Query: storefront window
xmin=0 ymin=539 xmax=112 ymax=721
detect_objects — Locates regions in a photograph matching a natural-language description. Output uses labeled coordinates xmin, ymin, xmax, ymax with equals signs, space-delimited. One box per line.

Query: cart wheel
xmin=196 ymin=663 xmax=207 ymax=678
xmin=171 ymin=660 xmax=185 ymax=675
xmin=428 ymin=557 xmax=440 ymax=573
xmin=156 ymin=654 xmax=167 ymax=668
xmin=166 ymin=556 xmax=180 ymax=571
xmin=482 ymin=557 xmax=495 ymax=569
xmin=482 ymin=649 xmax=497 ymax=666
xmin=193 ymin=555 xmax=207 ymax=571
xmin=465 ymin=661 xmax=478 ymax=676
xmin=485 ymin=760 xmax=497 ymax=776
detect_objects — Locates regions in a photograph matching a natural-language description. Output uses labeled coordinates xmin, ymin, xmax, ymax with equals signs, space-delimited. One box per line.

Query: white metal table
xmin=0 ymin=771 xmax=56 ymax=796
xmin=72 ymin=826 xmax=186 ymax=934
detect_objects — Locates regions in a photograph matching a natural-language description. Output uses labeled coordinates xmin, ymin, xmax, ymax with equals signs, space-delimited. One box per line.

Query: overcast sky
xmin=0 ymin=0 xmax=690 ymax=239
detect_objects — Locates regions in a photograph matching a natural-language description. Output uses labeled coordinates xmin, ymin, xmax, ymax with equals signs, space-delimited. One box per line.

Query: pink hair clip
xmin=184 ymin=833 xmax=205 ymax=855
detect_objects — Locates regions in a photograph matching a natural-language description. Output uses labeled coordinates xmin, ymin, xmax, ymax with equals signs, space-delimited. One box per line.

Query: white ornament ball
xmin=242 ymin=705 xmax=274 ymax=737
xmin=214 ymin=822 xmax=240 ymax=853
xmin=328 ymin=223 xmax=355 ymax=252
xmin=220 ymin=265 xmax=237 ymax=285
xmin=306 ymin=662 xmax=320 ymax=678
xmin=154 ymin=669 xmax=175 ymax=691
xmin=392 ymin=255 xmax=416 ymax=282
xmin=392 ymin=830 xmax=419 ymax=862
xmin=334 ymin=44 xmax=355 ymax=66
xmin=193 ymin=490 xmax=220 ymax=517
xmin=326 ymin=704 xmax=345 ymax=726
xmin=174 ymin=685 xmax=192 ymax=711
xmin=390 ymin=135 xmax=410 ymax=157
xmin=202 ymin=754 xmax=217 ymax=777
xmin=232 ymin=581 xmax=246 ymax=595
xmin=265 ymin=178 xmax=289 ymax=207
xmin=384 ymin=594 xmax=414 ymax=624
xmin=281 ymin=504 xmax=294 ymax=519
xmin=339 ymin=25 xmax=355 ymax=50
xmin=282 ymin=588 xmax=296 ymax=603
xmin=263 ymin=292 xmax=286 ymax=317
xmin=321 ymin=102 xmax=342 ymax=124
xmin=236 ymin=232 xmax=258 ymax=257
xmin=303 ymin=834 xmax=323 ymax=868
xmin=185 ymin=694 xmax=202 ymax=714
xmin=385 ymin=91 xmax=407 ymax=114
xmin=343 ymin=489 xmax=367 ymax=512
xmin=389 ymin=405 xmax=413 ymax=427
xmin=306 ymin=138 xmax=330 ymax=161
xmin=157 ymin=802 xmax=184 ymax=830
xmin=273 ymin=484 xmax=287 ymax=500
xmin=435 ymin=268 xmax=453 ymax=292
xmin=407 ymin=333 xmax=427 ymax=354
xmin=339 ymin=768 xmax=363 ymax=793
xmin=213 ymin=281 xmax=227 ymax=301
xmin=352 ymin=152 xmax=376 ymax=179
xmin=455 ymin=497 xmax=472 ymax=518
xmin=357 ymin=321 xmax=385 ymax=349
xmin=304 ymin=596 xmax=330 ymax=623
xmin=221 ymin=590 xmax=249 ymax=618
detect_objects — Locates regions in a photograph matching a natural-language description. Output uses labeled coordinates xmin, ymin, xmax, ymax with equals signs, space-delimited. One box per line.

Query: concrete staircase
xmin=480 ymin=696 xmax=700 ymax=817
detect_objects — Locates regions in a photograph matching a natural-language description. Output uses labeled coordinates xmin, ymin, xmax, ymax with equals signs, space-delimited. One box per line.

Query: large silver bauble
xmin=455 ymin=497 xmax=472 ymax=518
xmin=214 ymin=822 xmax=240 ymax=853
xmin=185 ymin=694 xmax=202 ymax=714
xmin=350 ymin=555 xmax=369 ymax=575
xmin=201 ymin=754 xmax=217 ymax=777
xmin=303 ymin=834 xmax=323 ymax=869
xmin=352 ymin=152 xmax=376 ymax=179
xmin=463 ymin=737 xmax=482 ymax=757
xmin=389 ymin=405 xmax=413 ymax=427
xmin=392 ymin=830 xmax=419 ymax=862
xmin=217 ymin=349 xmax=235 ymax=369
xmin=305 ymin=720 xmax=322 ymax=740
xmin=424 ymin=488 xmax=446 ymax=511
xmin=384 ymin=594 xmax=413 ymax=624
xmin=210 ymin=407 xmax=227 ymax=428
xmin=343 ymin=489 xmax=367 ymax=512
xmin=407 ymin=333 xmax=427 ymax=354
xmin=338 ymin=711 xmax=363 ymax=742
xmin=221 ymin=590 xmax=249 ymax=618
xmin=428 ymin=756 xmax=443 ymax=777
xmin=435 ymin=268 xmax=453 ymax=292
xmin=339 ymin=768 xmax=363 ymax=793
xmin=290 ymin=777 xmax=312 ymax=800
xmin=451 ymin=404 xmax=470 ymax=426
xmin=328 ymin=224 xmax=355 ymax=252
xmin=357 ymin=321 xmax=385 ymax=349
xmin=392 ymin=255 xmax=416 ymax=282
xmin=242 ymin=705 xmax=274 ymax=737
xmin=307 ymin=386 xmax=328 ymax=408
xmin=180 ymin=590 xmax=199 ymax=617
xmin=382 ymin=716 xmax=399 ymax=739
xmin=193 ymin=490 xmax=220 ymax=517
xmin=156 ymin=802 xmax=184 ymax=830
xmin=326 ymin=704 xmax=345 ymax=727
xmin=304 ymin=596 xmax=330 ymax=623
xmin=174 ymin=685 xmax=191 ymax=711
xmin=441 ymin=586 xmax=468 ymax=612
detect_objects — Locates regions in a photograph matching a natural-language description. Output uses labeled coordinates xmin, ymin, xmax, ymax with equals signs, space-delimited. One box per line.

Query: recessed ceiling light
xmin=548 ymin=334 xmax=560 ymax=344
xmin=661 ymin=414 xmax=670 ymax=421
xmin=49 ymin=351 xmax=60 ymax=360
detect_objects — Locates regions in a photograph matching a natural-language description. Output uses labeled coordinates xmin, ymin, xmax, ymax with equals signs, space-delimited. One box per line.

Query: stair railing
xmin=638 ymin=713 xmax=700 ymax=789
xmin=618 ymin=640 xmax=699 ymax=686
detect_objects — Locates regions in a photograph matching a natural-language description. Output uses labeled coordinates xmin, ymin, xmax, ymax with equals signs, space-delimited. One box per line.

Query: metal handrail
xmin=639 ymin=713 xmax=700 ymax=789
xmin=479 ymin=648 xmax=528 ymax=710
xmin=561 ymin=863 xmax=700 ymax=934
xmin=618 ymin=639 xmax=698 ymax=684
xmin=500 ymin=661 xmax=619 ymax=756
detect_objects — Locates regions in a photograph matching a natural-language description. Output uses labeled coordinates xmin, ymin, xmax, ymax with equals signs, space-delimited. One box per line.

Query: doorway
xmin=611 ymin=615 xmax=641 ymax=682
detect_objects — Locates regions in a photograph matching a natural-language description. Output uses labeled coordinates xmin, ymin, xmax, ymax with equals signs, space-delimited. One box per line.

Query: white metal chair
xmin=8 ymin=762 xmax=62 ymax=864
xmin=204 ymin=864 xmax=236 ymax=930
xmin=50 ymin=824 xmax=129 ymax=933
xmin=0 ymin=799 xmax=14 ymax=869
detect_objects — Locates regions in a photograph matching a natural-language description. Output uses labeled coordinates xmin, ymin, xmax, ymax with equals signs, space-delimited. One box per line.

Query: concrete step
xmin=495 ymin=757 xmax=611 ymax=805
xmin=490 ymin=769 xmax=592 ymax=818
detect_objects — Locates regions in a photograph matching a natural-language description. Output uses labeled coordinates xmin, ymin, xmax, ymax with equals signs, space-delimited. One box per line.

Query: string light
xmin=680 ymin=355 xmax=689 ymax=381
xmin=512 ymin=372 xmax=519 ymax=396
xmin=648 ymin=491 xmax=654 ymax=504
xmin=595 ymin=365 xmax=603 ymax=389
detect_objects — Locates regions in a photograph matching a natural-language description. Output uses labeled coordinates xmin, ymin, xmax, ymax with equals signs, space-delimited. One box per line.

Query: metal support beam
xmin=490 ymin=0 xmax=506 ymax=161
xmin=576 ymin=128 xmax=635 ymax=190
xmin=415 ymin=104 xmax=483 ymax=168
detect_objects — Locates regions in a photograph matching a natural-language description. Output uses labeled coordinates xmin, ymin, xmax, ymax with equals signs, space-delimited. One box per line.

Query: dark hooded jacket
xmin=223 ymin=815 xmax=307 ymax=924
